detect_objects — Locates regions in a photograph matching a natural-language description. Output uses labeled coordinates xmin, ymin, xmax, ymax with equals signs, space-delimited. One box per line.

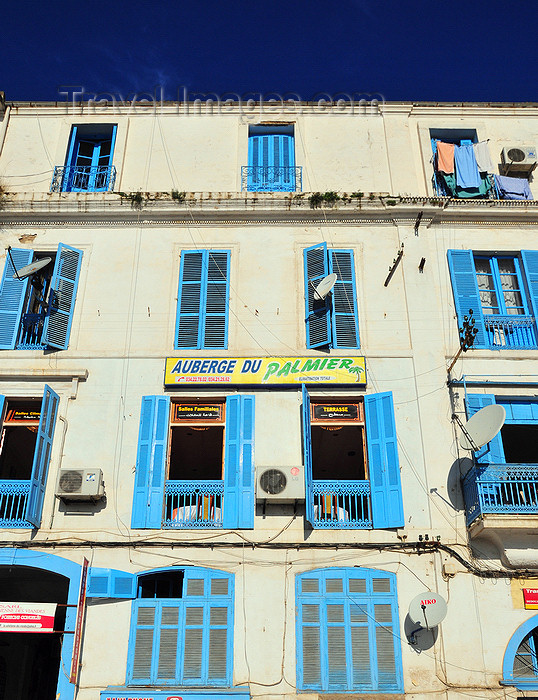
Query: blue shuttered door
xmin=302 ymin=385 xmax=315 ymax=526
xmin=466 ymin=394 xmax=506 ymax=464
xmin=447 ymin=250 xmax=487 ymax=348
xmin=25 ymin=385 xmax=60 ymax=527
xmin=131 ymin=396 xmax=170 ymax=528
xmin=365 ymin=392 xmax=404 ymax=529
xmin=248 ymin=133 xmax=295 ymax=191
xmin=175 ymin=250 xmax=229 ymax=349
xmin=330 ymin=249 xmax=360 ymax=349
xmin=222 ymin=395 xmax=255 ymax=529
xmin=304 ymin=243 xmax=331 ymax=348
xmin=0 ymin=249 xmax=33 ymax=349
xmin=521 ymin=251 xmax=538 ymax=323
xmin=42 ymin=243 xmax=83 ymax=350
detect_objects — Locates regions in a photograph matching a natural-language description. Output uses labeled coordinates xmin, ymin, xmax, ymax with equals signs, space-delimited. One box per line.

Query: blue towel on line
xmin=454 ymin=144 xmax=481 ymax=189
xmin=494 ymin=174 xmax=533 ymax=200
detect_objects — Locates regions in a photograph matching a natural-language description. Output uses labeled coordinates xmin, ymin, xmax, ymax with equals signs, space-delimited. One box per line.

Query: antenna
xmin=11 ymin=257 xmax=52 ymax=280
xmin=313 ymin=273 xmax=337 ymax=300
xmin=408 ymin=591 xmax=447 ymax=644
xmin=455 ymin=404 xmax=506 ymax=451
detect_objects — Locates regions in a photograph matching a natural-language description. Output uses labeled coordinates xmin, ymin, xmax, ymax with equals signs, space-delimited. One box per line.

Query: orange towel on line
xmin=436 ymin=141 xmax=455 ymax=174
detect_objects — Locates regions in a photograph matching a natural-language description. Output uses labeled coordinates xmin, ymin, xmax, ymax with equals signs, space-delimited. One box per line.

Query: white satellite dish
xmin=314 ymin=273 xmax=337 ymax=300
xmin=459 ymin=404 xmax=506 ymax=451
xmin=408 ymin=591 xmax=447 ymax=629
xmin=12 ymin=257 xmax=52 ymax=280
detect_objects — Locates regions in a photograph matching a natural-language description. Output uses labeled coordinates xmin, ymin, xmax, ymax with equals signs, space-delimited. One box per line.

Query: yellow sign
xmin=165 ymin=356 xmax=366 ymax=386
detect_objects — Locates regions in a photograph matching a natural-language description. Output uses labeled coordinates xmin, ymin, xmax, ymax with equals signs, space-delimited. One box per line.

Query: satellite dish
xmin=459 ymin=404 xmax=506 ymax=451
xmin=314 ymin=273 xmax=337 ymax=300
xmin=408 ymin=592 xmax=447 ymax=629
xmin=12 ymin=257 xmax=52 ymax=280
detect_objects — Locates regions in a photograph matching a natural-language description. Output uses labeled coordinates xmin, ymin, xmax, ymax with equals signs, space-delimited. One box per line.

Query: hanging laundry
xmin=473 ymin=141 xmax=494 ymax=173
xmin=454 ymin=144 xmax=481 ymax=189
xmin=494 ymin=174 xmax=533 ymax=200
xmin=436 ymin=141 xmax=454 ymax=174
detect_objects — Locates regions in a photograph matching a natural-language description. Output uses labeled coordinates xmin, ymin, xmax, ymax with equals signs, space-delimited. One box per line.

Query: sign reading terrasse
xmin=164 ymin=356 xmax=366 ymax=386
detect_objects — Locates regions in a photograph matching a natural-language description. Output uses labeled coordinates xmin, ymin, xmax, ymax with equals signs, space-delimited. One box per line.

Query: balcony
xmin=241 ymin=166 xmax=302 ymax=192
xmin=163 ymin=480 xmax=224 ymax=528
xmin=50 ymin=165 xmax=116 ymax=193
xmin=483 ymin=315 xmax=538 ymax=349
xmin=432 ymin=170 xmax=496 ymax=199
xmin=312 ymin=480 xmax=372 ymax=528
xmin=16 ymin=312 xmax=46 ymax=350
xmin=0 ymin=480 xmax=31 ymax=528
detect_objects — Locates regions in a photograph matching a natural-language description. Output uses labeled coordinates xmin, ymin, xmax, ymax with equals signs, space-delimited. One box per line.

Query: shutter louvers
xmin=204 ymin=251 xmax=229 ymax=348
xmin=211 ymin=578 xmax=229 ymax=595
xmin=331 ymin=250 xmax=359 ymax=348
xmin=304 ymin=243 xmax=331 ymax=348
xmin=208 ymin=607 xmax=228 ymax=680
xmin=176 ymin=251 xmax=204 ymax=348
xmin=447 ymin=249 xmax=487 ymax=348
xmin=327 ymin=623 xmax=347 ymax=687
xmin=132 ymin=605 xmax=156 ymax=681
xmin=157 ymin=606 xmax=179 ymax=680
xmin=351 ymin=625 xmax=371 ymax=686
xmin=43 ymin=244 xmax=83 ymax=350
xmin=183 ymin=606 xmax=204 ymax=680
xmin=302 ymin=623 xmax=321 ymax=686
xmin=0 ymin=249 xmax=33 ymax=349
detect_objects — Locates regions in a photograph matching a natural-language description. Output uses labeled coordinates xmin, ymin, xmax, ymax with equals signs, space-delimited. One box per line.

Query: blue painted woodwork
xmin=466 ymin=395 xmax=506 ymax=464
xmin=503 ymin=616 xmax=538 ymax=689
xmin=25 ymin=385 xmax=59 ymax=527
xmin=222 ymin=395 xmax=255 ymax=529
xmin=246 ymin=133 xmax=297 ymax=191
xmin=302 ymin=385 xmax=315 ymax=526
xmin=311 ymin=481 xmax=371 ymax=528
xmin=42 ymin=243 xmax=83 ymax=350
xmin=296 ymin=567 xmax=403 ymax=693
xmin=126 ymin=567 xmax=234 ymax=687
xmin=447 ymin=249 xmax=487 ymax=348
xmin=164 ymin=480 xmax=224 ymax=528
xmin=304 ymin=243 xmax=331 ymax=348
xmin=131 ymin=396 xmax=170 ymax=529
xmin=175 ymin=250 xmax=230 ymax=349
xmin=0 ymin=548 xmax=82 ymax=700
xmin=101 ymin=690 xmax=249 ymax=699
xmin=0 ymin=480 xmax=31 ymax=527
xmin=365 ymin=392 xmax=404 ymax=529
xmin=50 ymin=165 xmax=116 ymax=193
xmin=55 ymin=125 xmax=117 ymax=192
xmin=522 ymin=250 xmax=538 ymax=322
xmin=0 ymin=248 xmax=33 ymax=349
xmin=87 ymin=568 xmax=137 ymax=598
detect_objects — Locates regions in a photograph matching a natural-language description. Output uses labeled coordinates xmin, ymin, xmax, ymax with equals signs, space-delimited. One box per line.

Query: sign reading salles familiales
xmin=164 ymin=356 xmax=366 ymax=386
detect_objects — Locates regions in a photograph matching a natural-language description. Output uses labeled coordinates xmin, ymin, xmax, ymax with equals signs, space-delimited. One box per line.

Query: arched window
xmin=503 ymin=616 xmax=538 ymax=689
xmin=126 ymin=567 xmax=234 ymax=687
xmin=296 ymin=567 xmax=403 ymax=693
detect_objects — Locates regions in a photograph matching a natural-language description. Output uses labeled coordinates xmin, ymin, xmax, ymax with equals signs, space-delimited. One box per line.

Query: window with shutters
xmin=0 ymin=388 xmax=60 ymax=528
xmin=0 ymin=245 xmax=83 ymax=351
xmin=462 ymin=395 xmax=538 ymax=525
xmin=448 ymin=250 xmax=538 ymax=350
xmin=296 ymin=567 xmax=403 ymax=693
xmin=175 ymin=250 xmax=230 ymax=349
xmin=302 ymin=388 xmax=404 ymax=529
xmin=243 ymin=125 xmax=301 ymax=192
xmin=126 ymin=567 xmax=233 ymax=687
xmin=304 ymin=243 xmax=360 ymax=350
xmin=51 ymin=123 xmax=117 ymax=192
xmin=131 ymin=394 xmax=255 ymax=530
xmin=503 ymin=616 xmax=538 ymax=690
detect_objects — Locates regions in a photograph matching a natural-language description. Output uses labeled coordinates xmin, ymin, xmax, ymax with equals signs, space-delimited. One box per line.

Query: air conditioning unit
xmin=501 ymin=146 xmax=537 ymax=171
xmin=256 ymin=466 xmax=305 ymax=502
xmin=56 ymin=468 xmax=104 ymax=501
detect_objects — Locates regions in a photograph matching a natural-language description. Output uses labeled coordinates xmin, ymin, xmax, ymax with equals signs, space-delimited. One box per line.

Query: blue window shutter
xmin=131 ymin=395 xmax=170 ymax=528
xmin=521 ymin=251 xmax=538 ymax=321
xmin=222 ymin=395 xmax=255 ymax=529
xmin=466 ymin=394 xmax=505 ymax=464
xmin=204 ymin=251 xmax=230 ymax=349
xmin=62 ymin=126 xmax=78 ymax=192
xmin=302 ymin=385 xmax=315 ymax=526
xmin=42 ymin=243 xmax=83 ymax=350
xmin=128 ymin=600 xmax=159 ymax=684
xmin=87 ymin=568 xmax=136 ymax=598
xmin=365 ymin=392 xmax=404 ymax=529
xmin=175 ymin=250 xmax=204 ymax=349
xmin=296 ymin=570 xmax=323 ymax=689
xmin=0 ymin=396 xmax=4 ymax=425
xmin=0 ymin=249 xmax=33 ymax=349
xmin=304 ymin=243 xmax=331 ymax=348
xmin=447 ymin=250 xmax=487 ymax=348
xmin=25 ymin=385 xmax=60 ymax=527
xmin=330 ymin=250 xmax=359 ymax=349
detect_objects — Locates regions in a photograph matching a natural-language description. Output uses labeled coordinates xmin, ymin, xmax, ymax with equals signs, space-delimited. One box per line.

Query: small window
xmin=244 ymin=125 xmax=299 ymax=192
xmin=57 ymin=124 xmax=117 ymax=192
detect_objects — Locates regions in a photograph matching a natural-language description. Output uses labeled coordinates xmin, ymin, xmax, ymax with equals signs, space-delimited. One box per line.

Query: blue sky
xmin=4 ymin=0 xmax=538 ymax=103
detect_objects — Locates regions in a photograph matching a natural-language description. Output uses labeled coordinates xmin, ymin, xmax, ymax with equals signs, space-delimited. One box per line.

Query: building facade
xmin=0 ymin=97 xmax=538 ymax=700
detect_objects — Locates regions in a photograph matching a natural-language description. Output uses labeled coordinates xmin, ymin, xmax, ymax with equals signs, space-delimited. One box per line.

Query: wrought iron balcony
xmin=241 ymin=166 xmax=302 ymax=192
xmin=483 ymin=315 xmax=538 ymax=349
xmin=312 ymin=480 xmax=372 ymax=528
xmin=0 ymin=480 xmax=31 ymax=528
xmin=164 ymin=480 xmax=224 ymax=528
xmin=16 ymin=312 xmax=46 ymax=350
xmin=50 ymin=165 xmax=116 ymax=193
xmin=462 ymin=464 xmax=538 ymax=526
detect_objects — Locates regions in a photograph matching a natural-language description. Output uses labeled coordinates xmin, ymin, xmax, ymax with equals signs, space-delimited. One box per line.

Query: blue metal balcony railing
xmin=163 ymin=480 xmax=224 ymax=528
xmin=0 ymin=480 xmax=31 ymax=528
xmin=462 ymin=464 xmax=538 ymax=526
xmin=241 ymin=166 xmax=302 ymax=192
xmin=312 ymin=480 xmax=372 ymax=528
xmin=50 ymin=165 xmax=117 ymax=193
xmin=484 ymin=315 xmax=538 ymax=349
xmin=16 ymin=312 xmax=47 ymax=350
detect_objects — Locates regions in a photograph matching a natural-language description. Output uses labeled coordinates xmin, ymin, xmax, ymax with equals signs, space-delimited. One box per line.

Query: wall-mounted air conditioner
xmin=56 ymin=468 xmax=105 ymax=501
xmin=501 ymin=146 xmax=537 ymax=171
xmin=256 ymin=466 xmax=305 ymax=502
